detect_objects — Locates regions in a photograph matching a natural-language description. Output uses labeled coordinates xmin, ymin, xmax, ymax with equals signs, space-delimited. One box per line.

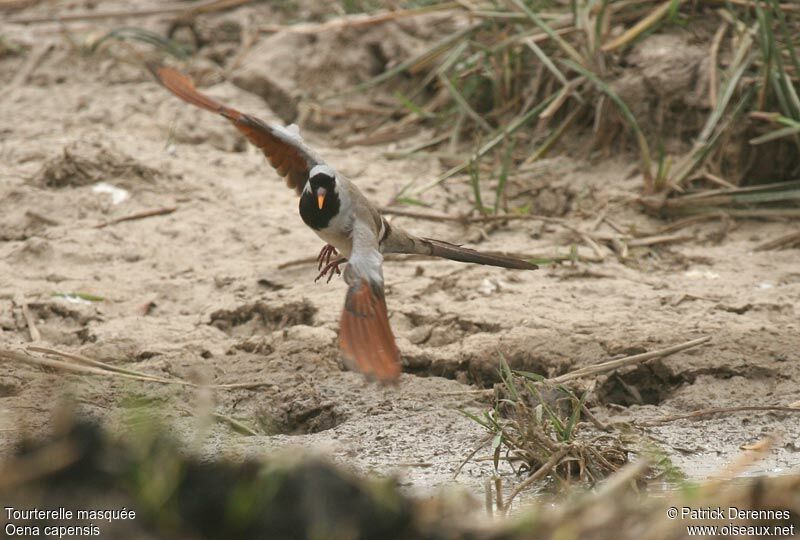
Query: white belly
xmin=314 ymin=214 xmax=353 ymax=258
xmin=314 ymin=184 xmax=355 ymax=257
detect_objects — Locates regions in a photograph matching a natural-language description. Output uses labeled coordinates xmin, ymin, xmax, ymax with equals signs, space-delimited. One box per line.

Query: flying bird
xmin=149 ymin=64 xmax=537 ymax=383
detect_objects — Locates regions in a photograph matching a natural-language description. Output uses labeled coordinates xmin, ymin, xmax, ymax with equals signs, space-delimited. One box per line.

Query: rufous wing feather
xmin=148 ymin=63 xmax=241 ymax=118
xmin=230 ymin=115 xmax=313 ymax=193
xmin=149 ymin=64 xmax=317 ymax=195
xmin=339 ymin=279 xmax=400 ymax=383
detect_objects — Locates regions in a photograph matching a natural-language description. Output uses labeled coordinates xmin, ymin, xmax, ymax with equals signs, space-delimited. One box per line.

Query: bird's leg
xmin=315 ymin=244 xmax=346 ymax=283
xmin=317 ymin=244 xmax=338 ymax=270
xmin=315 ymin=257 xmax=347 ymax=283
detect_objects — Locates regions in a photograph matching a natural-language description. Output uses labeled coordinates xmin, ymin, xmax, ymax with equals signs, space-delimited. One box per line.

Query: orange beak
xmin=317 ymin=188 xmax=326 ymax=210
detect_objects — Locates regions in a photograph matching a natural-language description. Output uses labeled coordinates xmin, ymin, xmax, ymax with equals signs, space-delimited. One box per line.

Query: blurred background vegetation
xmin=2 ymin=0 xmax=799 ymax=537
xmin=6 ymin=0 xmax=796 ymax=219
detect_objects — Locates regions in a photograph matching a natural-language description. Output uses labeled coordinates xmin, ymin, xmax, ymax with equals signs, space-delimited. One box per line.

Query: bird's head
xmin=306 ymin=165 xmax=337 ymax=210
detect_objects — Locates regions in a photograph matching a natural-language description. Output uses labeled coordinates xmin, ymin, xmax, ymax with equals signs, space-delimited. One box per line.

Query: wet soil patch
xmin=255 ymin=390 xmax=341 ymax=435
xmin=595 ymin=360 xmax=687 ymax=407
xmin=404 ymin=334 xmax=575 ymax=389
xmin=0 ymin=377 xmax=23 ymax=398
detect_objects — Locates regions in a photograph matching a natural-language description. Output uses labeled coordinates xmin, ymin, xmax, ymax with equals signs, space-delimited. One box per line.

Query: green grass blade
xmin=526 ymin=103 xmax=584 ymax=165
xmin=769 ymin=70 xmax=793 ymax=118
xmin=769 ymin=0 xmax=800 ymax=84
xmin=524 ymin=37 xmax=568 ymax=87
xmin=52 ymin=292 xmax=105 ymax=302
xmin=439 ymin=73 xmax=493 ymax=133
xmin=594 ymin=0 xmax=611 ymax=46
xmin=528 ymin=383 xmax=566 ymax=438
xmin=508 ymin=0 xmax=585 ymax=66
xmin=517 ymin=370 xmax=546 ymax=382
xmin=469 ymin=160 xmax=486 ymax=215
xmin=562 ymin=59 xmax=653 ymax=188
xmin=671 ymin=86 xmax=756 ymax=188
xmin=563 ymin=392 xmax=588 ymax=442
xmin=340 ymin=23 xmax=483 ymax=96
xmin=730 ymin=189 xmax=800 ymax=205
xmin=669 ymin=28 xmax=755 ymax=189
xmin=492 ymin=432 xmax=503 ymax=450
xmin=498 ymin=354 xmax=519 ymax=402
xmin=600 ymin=0 xmax=676 ymax=53
xmin=493 ymin=140 xmax=516 ymax=214
xmin=459 ymin=409 xmax=491 ymax=429
xmin=783 ymin=74 xmax=800 ymax=119
xmin=393 ymin=91 xmax=434 ymax=119
xmin=700 ymin=51 xmax=753 ymax=141
xmin=407 ymin=92 xmax=558 ymax=195
xmin=89 ymin=27 xmax=191 ymax=59
xmin=436 ymin=39 xmax=469 ymax=75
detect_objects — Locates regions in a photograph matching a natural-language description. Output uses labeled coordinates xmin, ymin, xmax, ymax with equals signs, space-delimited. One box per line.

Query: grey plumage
xmin=151 ymin=64 xmax=537 ymax=383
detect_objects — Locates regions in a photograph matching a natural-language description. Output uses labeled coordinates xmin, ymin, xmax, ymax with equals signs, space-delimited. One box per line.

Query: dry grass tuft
xmin=345 ymin=1 xmax=800 ymax=213
xmin=459 ymin=337 xmax=712 ymax=507
xmin=461 ymin=357 xmax=629 ymax=511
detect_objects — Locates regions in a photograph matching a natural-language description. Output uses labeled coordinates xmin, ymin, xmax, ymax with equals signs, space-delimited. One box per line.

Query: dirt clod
xmin=209 ymin=299 xmax=317 ymax=337
xmin=257 ymin=379 xmax=341 ymax=435
xmin=32 ymin=140 xmax=158 ymax=188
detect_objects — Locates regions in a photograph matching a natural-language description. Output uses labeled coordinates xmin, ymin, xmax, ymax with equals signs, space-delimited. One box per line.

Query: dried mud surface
xmin=1 ymin=1 xmax=799 ymax=508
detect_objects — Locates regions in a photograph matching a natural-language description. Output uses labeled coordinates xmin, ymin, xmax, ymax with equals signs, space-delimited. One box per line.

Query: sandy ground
xmin=1 ymin=0 xmax=799 ymax=510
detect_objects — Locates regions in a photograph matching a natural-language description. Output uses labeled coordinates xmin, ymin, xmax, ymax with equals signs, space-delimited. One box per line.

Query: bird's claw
xmin=315 ymin=257 xmax=346 ymax=283
xmin=317 ymin=244 xmax=338 ymax=270
xmin=316 ymin=244 xmax=345 ymax=283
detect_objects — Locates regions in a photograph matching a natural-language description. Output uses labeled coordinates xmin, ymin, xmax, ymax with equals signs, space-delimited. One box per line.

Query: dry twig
xmin=0 ymin=347 xmax=273 ymax=390
xmin=753 ymin=231 xmax=800 ymax=251
xmin=547 ymin=336 xmax=711 ymax=384
xmin=0 ymin=0 xmax=41 ymax=10
xmin=504 ymin=447 xmax=569 ymax=513
xmin=1 ymin=348 xmax=188 ymax=385
xmin=10 ymin=41 xmax=53 ymax=87
xmin=260 ymin=3 xmax=458 ymax=34
xmin=9 ymin=0 xmax=255 ymax=24
xmin=638 ymin=405 xmax=800 ymax=426
xmin=94 ymin=206 xmax=177 ymax=229
xmin=13 ymin=295 xmax=40 ymax=342
xmin=381 ymin=206 xmax=566 ymax=225
xmin=625 ymin=233 xmax=693 ymax=248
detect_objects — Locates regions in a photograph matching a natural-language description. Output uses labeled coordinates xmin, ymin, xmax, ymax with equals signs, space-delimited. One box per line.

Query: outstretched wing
xmin=338 ymin=221 xmax=400 ymax=383
xmin=148 ymin=63 xmax=325 ymax=195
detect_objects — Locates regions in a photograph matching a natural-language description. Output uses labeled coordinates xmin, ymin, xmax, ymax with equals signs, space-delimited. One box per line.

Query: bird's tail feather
xmin=339 ymin=278 xmax=401 ymax=383
xmin=418 ymin=238 xmax=538 ymax=270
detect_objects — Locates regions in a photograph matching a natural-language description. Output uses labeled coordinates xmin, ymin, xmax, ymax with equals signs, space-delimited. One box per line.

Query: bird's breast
xmin=314 ymin=226 xmax=353 ymax=258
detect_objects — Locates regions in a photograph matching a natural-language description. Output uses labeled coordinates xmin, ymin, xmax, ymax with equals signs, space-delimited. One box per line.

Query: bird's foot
xmin=315 ymin=257 xmax=347 ymax=283
xmin=317 ymin=244 xmax=338 ymax=269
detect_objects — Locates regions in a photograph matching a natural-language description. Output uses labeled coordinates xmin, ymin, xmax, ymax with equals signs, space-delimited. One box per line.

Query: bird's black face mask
xmin=299 ymin=172 xmax=340 ymax=230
